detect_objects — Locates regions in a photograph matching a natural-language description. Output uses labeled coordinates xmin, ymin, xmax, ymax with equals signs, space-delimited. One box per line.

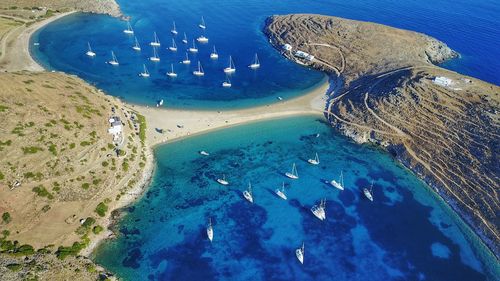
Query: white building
xmin=108 ymin=116 xmax=123 ymax=140
xmin=294 ymin=50 xmax=314 ymax=61
xmin=433 ymin=76 xmax=452 ymax=87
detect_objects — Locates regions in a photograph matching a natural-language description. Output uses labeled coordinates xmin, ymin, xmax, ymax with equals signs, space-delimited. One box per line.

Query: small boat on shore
xmin=150 ymin=32 xmax=161 ymax=47
xmin=166 ymin=64 xmax=177 ymax=77
xmin=217 ymin=174 xmax=229 ymax=186
xmin=311 ymin=199 xmax=326 ymax=221
xmin=210 ymin=45 xmax=218 ymax=59
xmin=149 ymin=47 xmax=160 ymax=62
xmin=248 ymin=53 xmax=260 ymax=69
xmin=363 ymin=181 xmax=374 ymax=202
xmin=156 ymin=99 xmax=164 ymax=107
xmin=193 ymin=61 xmax=204 ymax=76
xmin=139 ymin=64 xmax=150 ymax=77
xmin=285 ymin=163 xmax=299 ymax=179
xmin=182 ymin=32 xmax=188 ymax=44
xmin=108 ymin=51 xmax=119 ymax=66
xmin=123 ymin=21 xmax=134 ymax=34
xmin=188 ymin=40 xmax=198 ymax=53
xmin=86 ymin=42 xmax=96 ymax=57
xmin=331 ymin=171 xmax=344 ymax=190
xmin=275 ymin=182 xmax=287 ymax=200
xmin=181 ymin=52 xmax=191 ymax=64
xmin=199 ymin=16 xmax=206 ymax=29
xmin=207 ymin=218 xmax=213 ymax=242
xmin=222 ymin=76 xmax=231 ymax=88
xmin=169 ymin=38 xmax=177 ymax=52
xmin=243 ymin=182 xmax=254 ymax=203
xmin=132 ymin=37 xmax=141 ymax=51
xmin=296 ymin=243 xmax=304 ymax=264
xmin=171 ymin=21 xmax=178 ymax=35
xmin=224 ymin=56 xmax=236 ymax=74
xmin=199 ymin=150 xmax=210 ymax=156
xmin=307 ymin=152 xmax=320 ymax=165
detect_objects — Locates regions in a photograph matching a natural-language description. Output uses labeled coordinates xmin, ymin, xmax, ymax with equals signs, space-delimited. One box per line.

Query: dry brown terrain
xmin=265 ymin=14 xmax=499 ymax=257
xmin=0 ymin=0 xmax=120 ymax=18
xmin=0 ymin=72 xmax=150 ymax=280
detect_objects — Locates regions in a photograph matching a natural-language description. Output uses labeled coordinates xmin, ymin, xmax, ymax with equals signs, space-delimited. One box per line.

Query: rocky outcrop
xmin=265 ymin=14 xmax=499 ymax=257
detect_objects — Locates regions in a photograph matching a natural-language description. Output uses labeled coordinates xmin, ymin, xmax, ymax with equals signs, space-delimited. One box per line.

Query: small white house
xmin=294 ymin=50 xmax=314 ymax=61
xmin=282 ymin=44 xmax=293 ymax=51
xmin=433 ymin=76 xmax=452 ymax=87
xmin=108 ymin=116 xmax=122 ymax=139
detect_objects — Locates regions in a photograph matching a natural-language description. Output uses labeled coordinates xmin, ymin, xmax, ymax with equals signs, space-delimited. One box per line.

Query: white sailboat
xmin=193 ymin=61 xmax=205 ymax=76
xmin=296 ymin=243 xmax=304 ymax=264
xmin=149 ymin=47 xmax=160 ymax=62
xmin=188 ymin=40 xmax=198 ymax=53
xmin=171 ymin=21 xmax=178 ymax=35
xmin=108 ymin=51 xmax=119 ymax=66
xmin=132 ymin=37 xmax=141 ymax=51
xmin=275 ymin=182 xmax=287 ymax=200
xmin=169 ymin=38 xmax=177 ymax=52
xmin=285 ymin=163 xmax=299 ymax=179
xmin=311 ymin=199 xmax=326 ymax=221
xmin=150 ymin=32 xmax=161 ymax=47
xmin=210 ymin=45 xmax=218 ymax=59
xmin=330 ymin=171 xmax=344 ymax=190
xmin=123 ymin=21 xmax=134 ymax=34
xmin=243 ymin=182 xmax=254 ymax=203
xmin=248 ymin=53 xmax=260 ymax=69
xmin=217 ymin=174 xmax=228 ymax=185
xmin=223 ymin=56 xmax=236 ymax=74
xmin=166 ymin=64 xmax=177 ymax=77
xmin=363 ymin=181 xmax=374 ymax=202
xmin=222 ymin=76 xmax=231 ymax=88
xmin=182 ymin=32 xmax=188 ymax=44
xmin=86 ymin=42 xmax=96 ymax=57
xmin=199 ymin=16 xmax=206 ymax=29
xmin=139 ymin=64 xmax=150 ymax=77
xmin=307 ymin=152 xmax=320 ymax=165
xmin=197 ymin=35 xmax=209 ymax=43
xmin=207 ymin=218 xmax=213 ymax=242
xmin=181 ymin=52 xmax=191 ymax=64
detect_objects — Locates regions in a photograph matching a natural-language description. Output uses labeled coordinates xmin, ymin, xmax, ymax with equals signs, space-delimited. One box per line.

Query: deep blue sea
xmin=31 ymin=0 xmax=500 ymax=280
xmin=31 ymin=0 xmax=499 ymax=109
xmin=93 ymin=116 xmax=498 ymax=280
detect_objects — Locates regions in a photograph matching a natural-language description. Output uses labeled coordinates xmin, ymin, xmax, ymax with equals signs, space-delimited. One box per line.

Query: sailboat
xmin=307 ymin=153 xmax=320 ymax=165
xmin=217 ymin=174 xmax=228 ymax=185
xmin=210 ymin=45 xmax=218 ymax=59
xmin=193 ymin=61 xmax=205 ymax=76
xmin=166 ymin=63 xmax=177 ymax=77
xmin=275 ymin=182 xmax=287 ymax=200
xmin=248 ymin=53 xmax=260 ymax=69
xmin=171 ymin=21 xmax=178 ymax=35
xmin=223 ymin=56 xmax=236 ymax=74
xmin=198 ymin=16 xmax=206 ymax=29
xmin=123 ymin=21 xmax=134 ymax=34
xmin=285 ymin=163 xmax=299 ymax=179
xmin=311 ymin=199 xmax=326 ymax=221
xmin=157 ymin=99 xmax=164 ymax=107
xmin=169 ymin=38 xmax=177 ymax=52
xmin=207 ymin=218 xmax=213 ymax=242
xmin=199 ymin=150 xmax=210 ymax=156
xmin=86 ymin=42 xmax=96 ymax=57
xmin=149 ymin=47 xmax=160 ymax=62
xmin=296 ymin=243 xmax=304 ymax=264
xmin=182 ymin=32 xmax=188 ymax=44
xmin=150 ymin=32 xmax=161 ymax=47
xmin=188 ymin=40 xmax=198 ymax=53
xmin=108 ymin=51 xmax=119 ymax=66
xmin=363 ymin=181 xmax=374 ymax=202
xmin=181 ymin=52 xmax=191 ymax=64
xmin=197 ymin=34 xmax=209 ymax=43
xmin=139 ymin=64 xmax=150 ymax=77
xmin=222 ymin=76 xmax=231 ymax=88
xmin=132 ymin=37 xmax=141 ymax=51
xmin=242 ymin=182 xmax=254 ymax=203
xmin=330 ymin=171 xmax=344 ymax=190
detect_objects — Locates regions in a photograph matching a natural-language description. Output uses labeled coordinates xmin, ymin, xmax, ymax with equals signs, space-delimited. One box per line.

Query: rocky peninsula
xmin=265 ymin=14 xmax=499 ymax=257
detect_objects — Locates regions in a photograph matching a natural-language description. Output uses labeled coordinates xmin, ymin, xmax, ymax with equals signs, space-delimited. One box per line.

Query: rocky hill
xmin=0 ymin=0 xmax=121 ymax=18
xmin=265 ymin=14 xmax=499 ymax=257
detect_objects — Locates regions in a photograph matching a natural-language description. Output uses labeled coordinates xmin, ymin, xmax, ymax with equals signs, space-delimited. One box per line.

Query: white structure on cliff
xmin=433 ymin=76 xmax=452 ymax=87
xmin=108 ymin=116 xmax=123 ymax=142
xmin=294 ymin=50 xmax=314 ymax=61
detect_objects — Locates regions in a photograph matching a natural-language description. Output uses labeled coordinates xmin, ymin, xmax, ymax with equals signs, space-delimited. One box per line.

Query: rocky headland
xmin=265 ymin=14 xmax=499 ymax=257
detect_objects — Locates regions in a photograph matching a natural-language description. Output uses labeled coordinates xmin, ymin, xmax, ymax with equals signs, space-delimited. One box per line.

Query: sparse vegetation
xmin=95 ymin=202 xmax=108 ymax=217
xmin=2 ymin=212 xmax=11 ymax=224
xmin=22 ymin=146 xmax=44 ymax=154
xmin=32 ymin=185 xmax=54 ymax=199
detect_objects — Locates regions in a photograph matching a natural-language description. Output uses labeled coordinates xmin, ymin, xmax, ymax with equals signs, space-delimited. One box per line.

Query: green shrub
xmin=0 ymin=171 xmax=4 ymax=180
xmin=32 ymin=185 xmax=54 ymax=199
xmin=95 ymin=202 xmax=108 ymax=217
xmin=55 ymin=242 xmax=85 ymax=259
xmin=22 ymin=146 xmax=44 ymax=154
xmin=92 ymin=225 xmax=104 ymax=235
xmin=2 ymin=212 xmax=11 ymax=224
xmin=80 ymin=141 xmax=91 ymax=147
xmin=6 ymin=263 xmax=22 ymax=272
xmin=81 ymin=183 xmax=90 ymax=189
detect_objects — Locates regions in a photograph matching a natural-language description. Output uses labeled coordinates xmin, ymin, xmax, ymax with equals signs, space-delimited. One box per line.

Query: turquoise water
xmin=31 ymin=0 xmax=500 ymax=109
xmin=93 ymin=116 xmax=499 ymax=280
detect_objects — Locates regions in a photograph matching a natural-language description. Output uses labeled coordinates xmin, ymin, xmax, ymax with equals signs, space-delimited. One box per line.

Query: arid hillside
xmin=265 ymin=14 xmax=499 ymax=257
xmin=0 ymin=0 xmax=120 ymax=18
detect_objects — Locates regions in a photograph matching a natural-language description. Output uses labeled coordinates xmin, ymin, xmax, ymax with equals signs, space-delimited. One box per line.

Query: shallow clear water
xmin=31 ymin=0 xmax=500 ymax=109
xmin=93 ymin=116 xmax=499 ymax=280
